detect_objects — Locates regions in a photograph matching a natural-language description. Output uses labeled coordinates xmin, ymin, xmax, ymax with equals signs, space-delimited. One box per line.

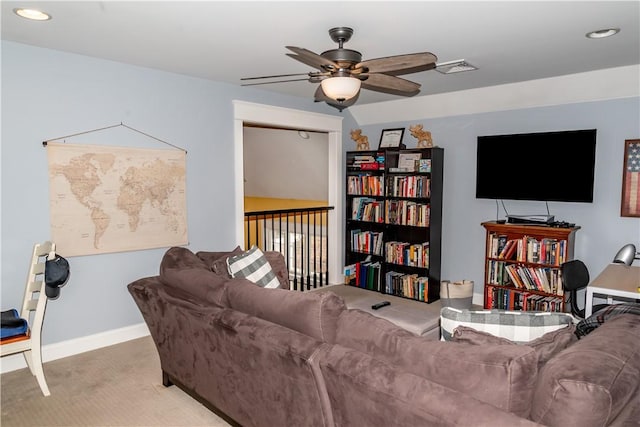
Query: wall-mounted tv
xmin=475 ymin=129 xmax=596 ymax=203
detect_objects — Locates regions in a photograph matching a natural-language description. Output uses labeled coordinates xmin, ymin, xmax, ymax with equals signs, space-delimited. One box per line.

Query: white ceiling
xmin=2 ymin=1 xmax=639 ymax=106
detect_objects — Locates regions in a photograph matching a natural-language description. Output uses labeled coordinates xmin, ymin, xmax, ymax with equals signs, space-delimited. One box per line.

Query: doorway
xmin=233 ymin=101 xmax=344 ymax=285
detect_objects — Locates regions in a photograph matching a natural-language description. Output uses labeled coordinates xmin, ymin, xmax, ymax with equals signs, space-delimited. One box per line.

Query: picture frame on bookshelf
xmin=398 ymin=152 xmax=422 ymax=171
xmin=620 ymin=139 xmax=640 ymax=218
xmin=378 ymin=128 xmax=405 ymax=149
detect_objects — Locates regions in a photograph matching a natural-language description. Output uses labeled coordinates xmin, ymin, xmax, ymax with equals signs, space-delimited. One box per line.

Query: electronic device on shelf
xmin=507 ymin=214 xmax=555 ymax=225
xmin=549 ymin=221 xmax=576 ymax=228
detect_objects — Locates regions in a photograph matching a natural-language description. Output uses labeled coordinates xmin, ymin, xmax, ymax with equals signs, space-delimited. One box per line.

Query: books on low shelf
xmin=486 ymin=286 xmax=564 ymax=312
xmin=384 ymin=271 xmax=429 ymax=301
xmin=344 ymin=261 xmax=382 ymax=290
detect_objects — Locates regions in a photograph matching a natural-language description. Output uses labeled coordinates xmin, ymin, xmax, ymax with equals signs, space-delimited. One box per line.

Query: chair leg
xmin=22 ymin=349 xmax=35 ymax=374
xmin=31 ymin=347 xmax=50 ymax=396
xmin=22 ymin=348 xmax=50 ymax=396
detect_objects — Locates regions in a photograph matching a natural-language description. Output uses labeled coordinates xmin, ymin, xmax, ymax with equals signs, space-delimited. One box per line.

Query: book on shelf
xmin=359 ymin=162 xmax=381 ymax=170
xmin=497 ymin=239 xmax=515 ymax=258
xmin=344 ymin=263 xmax=357 ymax=285
xmin=353 ymin=155 xmax=375 ymax=161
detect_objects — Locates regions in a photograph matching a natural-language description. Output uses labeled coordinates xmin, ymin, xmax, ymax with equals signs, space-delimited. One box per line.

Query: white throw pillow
xmin=226 ymin=246 xmax=280 ymax=289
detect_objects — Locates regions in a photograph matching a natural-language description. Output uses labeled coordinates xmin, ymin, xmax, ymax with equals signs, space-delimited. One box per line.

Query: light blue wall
xmin=3 ymin=40 xmax=638 ymax=349
xmin=356 ymin=98 xmax=640 ymax=294
xmin=1 ymin=41 xmax=347 ymax=345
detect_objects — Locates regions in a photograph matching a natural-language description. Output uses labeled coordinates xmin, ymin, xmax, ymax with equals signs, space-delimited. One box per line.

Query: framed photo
xmin=620 ymin=139 xmax=640 ymax=217
xmin=378 ymin=128 xmax=405 ymax=149
xmin=398 ymin=152 xmax=422 ymax=171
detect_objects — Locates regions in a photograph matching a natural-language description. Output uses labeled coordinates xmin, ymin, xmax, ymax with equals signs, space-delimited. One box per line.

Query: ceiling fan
xmin=241 ymin=27 xmax=438 ymax=111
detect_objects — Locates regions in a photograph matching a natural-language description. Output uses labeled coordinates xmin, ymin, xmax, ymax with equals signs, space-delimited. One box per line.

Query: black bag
xmin=45 ymin=254 xmax=70 ymax=299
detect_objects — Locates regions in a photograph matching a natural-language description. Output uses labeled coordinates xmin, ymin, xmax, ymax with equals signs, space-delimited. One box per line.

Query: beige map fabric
xmin=47 ymin=142 xmax=187 ymax=256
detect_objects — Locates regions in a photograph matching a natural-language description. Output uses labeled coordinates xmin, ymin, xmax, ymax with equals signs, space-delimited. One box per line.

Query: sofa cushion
xmin=530 ymin=314 xmax=640 ymax=427
xmin=262 ymin=251 xmax=290 ymax=288
xmin=226 ymin=246 xmax=280 ymax=289
xmin=158 ymin=247 xmax=228 ymax=305
xmin=440 ymin=307 xmax=574 ymax=343
xmin=225 ymin=280 xmax=346 ymax=343
xmin=319 ymin=344 xmax=543 ymax=427
xmin=452 ymin=324 xmax=578 ymax=368
xmin=159 ymin=246 xmax=209 ymax=274
xmin=196 ymin=246 xmax=243 ymax=276
xmin=336 ymin=308 xmax=539 ymax=418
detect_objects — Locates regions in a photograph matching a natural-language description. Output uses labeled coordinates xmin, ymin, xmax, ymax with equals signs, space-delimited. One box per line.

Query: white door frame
xmin=233 ymin=101 xmax=344 ymax=285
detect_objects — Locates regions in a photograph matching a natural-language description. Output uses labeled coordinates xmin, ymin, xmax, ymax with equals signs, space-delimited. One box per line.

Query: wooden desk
xmin=585 ymin=264 xmax=640 ymax=316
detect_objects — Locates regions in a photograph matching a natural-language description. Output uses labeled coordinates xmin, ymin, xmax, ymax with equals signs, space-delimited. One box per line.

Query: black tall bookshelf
xmin=344 ymin=147 xmax=443 ymax=303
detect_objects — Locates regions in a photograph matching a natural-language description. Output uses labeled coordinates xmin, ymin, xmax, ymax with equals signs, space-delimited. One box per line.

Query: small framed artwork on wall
xmin=620 ymin=139 xmax=640 ymax=217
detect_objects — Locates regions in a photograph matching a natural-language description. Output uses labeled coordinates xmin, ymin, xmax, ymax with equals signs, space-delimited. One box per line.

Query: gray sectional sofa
xmin=127 ymin=246 xmax=640 ymax=427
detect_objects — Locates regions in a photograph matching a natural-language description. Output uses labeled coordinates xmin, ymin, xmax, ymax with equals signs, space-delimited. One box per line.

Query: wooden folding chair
xmin=1 ymin=241 xmax=56 ymax=396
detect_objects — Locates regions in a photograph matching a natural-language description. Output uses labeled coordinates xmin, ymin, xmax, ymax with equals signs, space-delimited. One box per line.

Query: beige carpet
xmin=1 ymin=337 xmax=231 ymax=427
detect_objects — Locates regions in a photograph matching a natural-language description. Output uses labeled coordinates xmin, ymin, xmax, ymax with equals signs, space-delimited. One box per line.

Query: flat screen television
xmin=475 ymin=129 xmax=596 ymax=203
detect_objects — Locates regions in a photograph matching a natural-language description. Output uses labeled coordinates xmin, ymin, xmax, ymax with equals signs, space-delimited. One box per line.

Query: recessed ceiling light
xmin=13 ymin=8 xmax=51 ymax=21
xmin=586 ymin=28 xmax=620 ymax=39
xmin=435 ymin=60 xmax=478 ymax=75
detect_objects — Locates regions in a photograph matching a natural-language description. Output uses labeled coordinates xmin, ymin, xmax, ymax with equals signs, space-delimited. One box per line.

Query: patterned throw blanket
xmin=575 ymin=302 xmax=640 ymax=337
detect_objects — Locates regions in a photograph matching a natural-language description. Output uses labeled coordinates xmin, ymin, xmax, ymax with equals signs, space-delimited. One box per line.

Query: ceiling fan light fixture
xmin=321 ymin=77 xmax=361 ymax=102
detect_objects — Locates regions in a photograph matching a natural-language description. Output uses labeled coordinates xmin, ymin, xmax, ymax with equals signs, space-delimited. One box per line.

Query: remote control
xmin=371 ymin=301 xmax=391 ymax=310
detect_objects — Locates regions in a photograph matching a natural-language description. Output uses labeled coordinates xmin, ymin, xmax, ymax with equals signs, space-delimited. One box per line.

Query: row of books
xmin=385 ymin=201 xmax=430 ymax=227
xmin=351 ymin=197 xmax=384 ymax=222
xmin=385 ymin=241 xmax=430 ymax=268
xmin=350 ymin=230 xmax=384 ymax=256
xmin=348 ymin=154 xmax=385 ymax=171
xmin=347 ymin=175 xmax=384 ymax=196
xmin=386 ymin=176 xmax=431 ymax=198
xmin=385 ymin=271 xmax=429 ymax=301
xmin=486 ymin=286 xmax=564 ymax=312
xmin=488 ymin=233 xmax=568 ymax=266
xmin=344 ymin=261 xmax=382 ymax=291
xmin=486 ymin=260 xmax=563 ymax=295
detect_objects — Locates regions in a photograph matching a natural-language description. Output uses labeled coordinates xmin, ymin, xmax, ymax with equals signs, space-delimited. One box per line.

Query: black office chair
xmin=560 ymin=260 xmax=608 ymax=319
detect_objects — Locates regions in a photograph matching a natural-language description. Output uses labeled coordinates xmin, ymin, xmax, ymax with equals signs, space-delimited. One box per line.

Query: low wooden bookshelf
xmin=481 ymin=221 xmax=580 ymax=312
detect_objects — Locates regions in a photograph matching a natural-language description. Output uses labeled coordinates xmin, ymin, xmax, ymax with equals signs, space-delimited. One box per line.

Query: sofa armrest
xmin=530 ymin=314 xmax=640 ymax=427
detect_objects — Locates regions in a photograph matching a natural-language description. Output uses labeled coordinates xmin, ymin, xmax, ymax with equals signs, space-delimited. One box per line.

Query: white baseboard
xmin=0 ymin=322 xmax=150 ymax=374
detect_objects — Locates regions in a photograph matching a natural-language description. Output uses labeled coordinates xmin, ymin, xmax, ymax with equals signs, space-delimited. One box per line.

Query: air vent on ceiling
xmin=436 ymin=59 xmax=478 ymax=75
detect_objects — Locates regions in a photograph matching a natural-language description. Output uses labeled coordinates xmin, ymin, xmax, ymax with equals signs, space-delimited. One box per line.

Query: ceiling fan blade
xmin=241 ymin=77 xmax=317 ymax=87
xmin=286 ymin=46 xmax=338 ymax=71
xmin=361 ymin=74 xmax=421 ymax=96
xmin=241 ymin=73 xmax=315 ymax=81
xmin=357 ymin=52 xmax=437 ymax=75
